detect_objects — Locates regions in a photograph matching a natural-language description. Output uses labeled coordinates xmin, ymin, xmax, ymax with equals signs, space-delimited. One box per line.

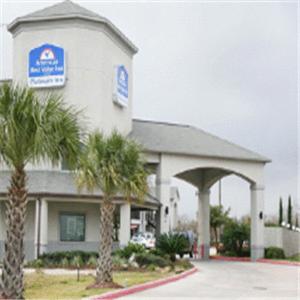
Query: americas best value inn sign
xmin=28 ymin=43 xmax=129 ymax=108
xmin=28 ymin=44 xmax=65 ymax=88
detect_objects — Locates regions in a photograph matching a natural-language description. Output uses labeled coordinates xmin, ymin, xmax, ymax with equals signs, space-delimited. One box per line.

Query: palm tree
xmin=0 ymin=84 xmax=82 ymax=299
xmin=76 ymin=131 xmax=148 ymax=288
xmin=210 ymin=205 xmax=230 ymax=251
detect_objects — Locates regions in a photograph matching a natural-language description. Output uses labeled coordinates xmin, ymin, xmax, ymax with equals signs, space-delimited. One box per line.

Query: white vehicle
xmin=130 ymin=232 xmax=156 ymax=249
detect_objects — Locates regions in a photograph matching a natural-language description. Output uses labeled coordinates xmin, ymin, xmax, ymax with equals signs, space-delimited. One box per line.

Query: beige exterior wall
xmin=265 ymin=227 xmax=300 ymax=257
xmin=12 ymin=20 xmax=133 ymax=144
xmin=47 ymin=201 xmax=100 ymax=242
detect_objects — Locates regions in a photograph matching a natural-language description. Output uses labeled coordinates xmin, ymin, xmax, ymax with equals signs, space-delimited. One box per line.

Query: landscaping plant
xmin=279 ymin=197 xmax=283 ymax=226
xmin=210 ymin=204 xmax=230 ymax=250
xmin=287 ymin=196 xmax=292 ymax=229
xmin=76 ymin=131 xmax=148 ymax=288
xmin=221 ymin=219 xmax=250 ymax=257
xmin=114 ymin=242 xmax=146 ymax=259
xmin=156 ymin=233 xmax=189 ymax=262
xmin=265 ymin=247 xmax=285 ymax=259
xmin=0 ymin=84 xmax=82 ymax=299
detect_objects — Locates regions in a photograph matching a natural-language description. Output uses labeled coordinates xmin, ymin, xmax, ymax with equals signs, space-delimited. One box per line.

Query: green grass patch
xmin=286 ymin=254 xmax=300 ymax=262
xmin=25 ymin=271 xmax=171 ymax=299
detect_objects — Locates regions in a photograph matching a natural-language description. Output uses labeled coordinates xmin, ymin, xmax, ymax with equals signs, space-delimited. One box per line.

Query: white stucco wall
xmin=48 ymin=201 xmax=100 ymax=242
xmin=264 ymin=227 xmax=300 ymax=257
xmin=12 ymin=20 xmax=133 ymax=148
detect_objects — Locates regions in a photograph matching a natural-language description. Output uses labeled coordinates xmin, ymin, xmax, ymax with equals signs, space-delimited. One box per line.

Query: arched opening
xmin=168 ymin=166 xmax=264 ymax=261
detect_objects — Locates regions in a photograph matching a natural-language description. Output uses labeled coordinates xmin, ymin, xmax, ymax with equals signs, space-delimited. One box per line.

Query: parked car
xmin=177 ymin=231 xmax=195 ymax=258
xmin=130 ymin=232 xmax=156 ymax=249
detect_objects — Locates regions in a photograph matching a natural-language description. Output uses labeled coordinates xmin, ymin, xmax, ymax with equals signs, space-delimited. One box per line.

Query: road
xmin=121 ymin=260 xmax=299 ymax=299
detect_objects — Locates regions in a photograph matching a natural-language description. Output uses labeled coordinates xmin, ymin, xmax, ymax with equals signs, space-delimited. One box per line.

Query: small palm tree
xmin=0 ymin=84 xmax=82 ymax=299
xmin=156 ymin=233 xmax=189 ymax=262
xmin=76 ymin=131 xmax=148 ymax=288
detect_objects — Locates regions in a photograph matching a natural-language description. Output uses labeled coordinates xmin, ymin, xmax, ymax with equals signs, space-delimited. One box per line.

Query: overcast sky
xmin=0 ymin=0 xmax=298 ymax=220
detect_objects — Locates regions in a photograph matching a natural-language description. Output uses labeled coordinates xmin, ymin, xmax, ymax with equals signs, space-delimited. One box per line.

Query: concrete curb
xmin=211 ymin=256 xmax=300 ymax=266
xmin=90 ymin=267 xmax=198 ymax=300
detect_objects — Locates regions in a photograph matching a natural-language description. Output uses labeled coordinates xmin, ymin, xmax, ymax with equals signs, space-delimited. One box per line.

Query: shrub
xmin=26 ymin=259 xmax=44 ymax=268
xmin=156 ymin=233 xmax=188 ymax=262
xmin=265 ymin=247 xmax=285 ymax=259
xmin=116 ymin=243 xmax=146 ymax=259
xmin=173 ymin=259 xmax=193 ymax=270
xmin=86 ymin=256 xmax=97 ymax=268
xmin=112 ymin=256 xmax=128 ymax=269
xmin=135 ymin=253 xmax=170 ymax=268
xmin=70 ymin=255 xmax=84 ymax=268
xmin=221 ymin=220 xmax=250 ymax=257
xmin=61 ymin=257 xmax=69 ymax=268
xmin=35 ymin=251 xmax=98 ymax=267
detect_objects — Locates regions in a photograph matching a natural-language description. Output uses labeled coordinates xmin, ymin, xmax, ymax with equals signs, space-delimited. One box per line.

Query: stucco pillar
xmin=40 ymin=199 xmax=48 ymax=254
xmin=34 ymin=199 xmax=40 ymax=259
xmin=156 ymin=177 xmax=171 ymax=234
xmin=250 ymin=184 xmax=265 ymax=261
xmin=119 ymin=203 xmax=131 ymax=247
xmin=197 ymin=188 xmax=210 ymax=260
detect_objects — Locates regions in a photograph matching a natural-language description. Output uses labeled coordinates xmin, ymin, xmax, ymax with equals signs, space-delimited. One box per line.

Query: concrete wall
xmin=12 ymin=20 xmax=133 ymax=142
xmin=264 ymin=227 xmax=300 ymax=257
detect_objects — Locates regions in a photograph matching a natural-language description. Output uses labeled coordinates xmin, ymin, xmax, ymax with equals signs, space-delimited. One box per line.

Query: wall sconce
xmin=259 ymin=212 xmax=263 ymax=220
xmin=165 ymin=206 xmax=169 ymax=215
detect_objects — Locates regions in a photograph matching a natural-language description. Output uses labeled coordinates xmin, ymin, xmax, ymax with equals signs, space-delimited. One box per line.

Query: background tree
xmin=76 ymin=131 xmax=148 ymax=288
xmin=0 ymin=84 xmax=82 ymax=299
xmin=287 ymin=195 xmax=292 ymax=229
xmin=175 ymin=214 xmax=198 ymax=234
xmin=279 ymin=197 xmax=283 ymax=226
xmin=295 ymin=214 xmax=299 ymax=228
xmin=221 ymin=219 xmax=250 ymax=257
xmin=210 ymin=205 xmax=230 ymax=250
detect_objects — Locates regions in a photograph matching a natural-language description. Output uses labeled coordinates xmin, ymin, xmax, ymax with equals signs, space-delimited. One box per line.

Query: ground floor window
xmin=60 ymin=213 xmax=85 ymax=241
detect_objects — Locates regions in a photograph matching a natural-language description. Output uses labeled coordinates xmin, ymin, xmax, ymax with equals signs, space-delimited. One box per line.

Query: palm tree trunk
xmin=1 ymin=167 xmax=27 ymax=300
xmin=96 ymin=199 xmax=115 ymax=285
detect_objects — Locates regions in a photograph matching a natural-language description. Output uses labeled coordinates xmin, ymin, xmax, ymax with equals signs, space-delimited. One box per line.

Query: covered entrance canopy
xmin=130 ymin=119 xmax=270 ymax=261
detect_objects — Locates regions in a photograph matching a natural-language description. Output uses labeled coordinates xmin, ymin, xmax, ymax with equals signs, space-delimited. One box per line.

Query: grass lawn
xmin=286 ymin=254 xmax=300 ymax=262
xmin=25 ymin=271 xmax=172 ymax=299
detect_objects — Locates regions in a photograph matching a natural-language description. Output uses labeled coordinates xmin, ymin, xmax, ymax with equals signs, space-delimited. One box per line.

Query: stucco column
xmin=40 ymin=199 xmax=48 ymax=254
xmin=250 ymin=184 xmax=265 ymax=261
xmin=197 ymin=188 xmax=210 ymax=260
xmin=34 ymin=199 xmax=40 ymax=259
xmin=156 ymin=177 xmax=171 ymax=234
xmin=119 ymin=203 xmax=131 ymax=247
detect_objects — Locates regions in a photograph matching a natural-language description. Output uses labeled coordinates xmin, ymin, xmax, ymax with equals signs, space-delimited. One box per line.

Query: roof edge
xmin=7 ymin=14 xmax=138 ymax=54
xmin=132 ymin=118 xmax=271 ymax=163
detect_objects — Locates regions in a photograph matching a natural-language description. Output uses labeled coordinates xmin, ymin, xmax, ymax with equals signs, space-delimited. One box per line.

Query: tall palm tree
xmin=76 ymin=131 xmax=148 ymax=288
xmin=0 ymin=84 xmax=82 ymax=299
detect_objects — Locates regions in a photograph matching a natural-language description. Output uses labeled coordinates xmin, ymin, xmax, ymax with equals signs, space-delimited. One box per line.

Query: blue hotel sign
xmin=28 ymin=44 xmax=65 ymax=88
xmin=113 ymin=65 xmax=129 ymax=107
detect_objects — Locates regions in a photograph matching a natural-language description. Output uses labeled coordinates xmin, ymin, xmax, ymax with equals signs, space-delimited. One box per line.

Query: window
xmin=60 ymin=213 xmax=85 ymax=242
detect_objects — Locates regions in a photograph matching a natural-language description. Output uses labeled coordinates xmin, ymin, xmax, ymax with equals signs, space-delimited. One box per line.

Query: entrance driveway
xmin=121 ymin=260 xmax=299 ymax=299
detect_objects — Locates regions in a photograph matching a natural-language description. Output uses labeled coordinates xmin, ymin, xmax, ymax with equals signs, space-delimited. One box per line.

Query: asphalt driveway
xmin=121 ymin=260 xmax=299 ymax=299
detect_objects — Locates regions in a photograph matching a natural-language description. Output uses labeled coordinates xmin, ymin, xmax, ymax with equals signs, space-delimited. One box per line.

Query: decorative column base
xmin=251 ymin=245 xmax=264 ymax=261
xmin=199 ymin=244 xmax=210 ymax=260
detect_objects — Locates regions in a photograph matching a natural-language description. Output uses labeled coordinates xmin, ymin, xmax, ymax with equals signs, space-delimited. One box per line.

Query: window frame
xmin=59 ymin=212 xmax=86 ymax=242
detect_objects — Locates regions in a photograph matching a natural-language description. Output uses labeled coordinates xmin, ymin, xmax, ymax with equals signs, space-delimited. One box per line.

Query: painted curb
xmin=90 ymin=267 xmax=198 ymax=300
xmin=257 ymin=258 xmax=300 ymax=267
xmin=211 ymin=256 xmax=300 ymax=266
